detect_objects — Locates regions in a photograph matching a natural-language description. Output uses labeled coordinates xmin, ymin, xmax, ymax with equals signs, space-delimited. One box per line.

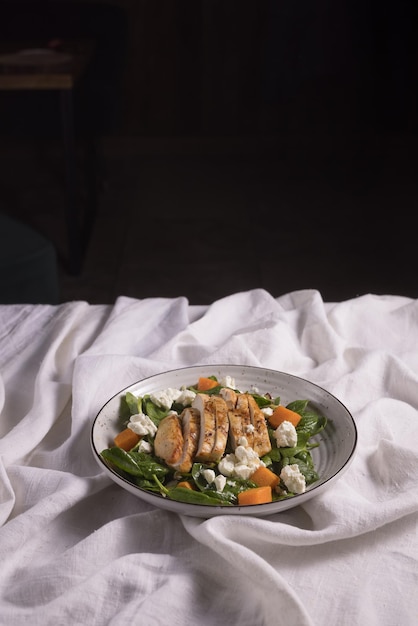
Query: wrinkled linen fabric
xmin=0 ymin=289 xmax=417 ymax=626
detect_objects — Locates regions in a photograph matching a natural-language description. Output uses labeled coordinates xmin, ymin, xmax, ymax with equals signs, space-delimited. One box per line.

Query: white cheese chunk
xmin=274 ymin=420 xmax=298 ymax=448
xmin=218 ymin=444 xmax=265 ymax=481
xmin=149 ymin=388 xmax=182 ymax=410
xmin=218 ymin=454 xmax=236 ymax=477
xmin=214 ymin=474 xmax=227 ymax=492
xmin=137 ymin=439 xmax=152 ymax=454
xmin=202 ymin=469 xmax=216 ymax=484
xmin=128 ymin=413 xmax=157 ymax=437
xmin=150 ymin=387 xmax=196 ymax=410
xmin=280 ymin=464 xmax=306 ymax=494
xmin=220 ymin=376 xmax=236 ymax=389
xmin=176 ymin=388 xmax=196 ymax=406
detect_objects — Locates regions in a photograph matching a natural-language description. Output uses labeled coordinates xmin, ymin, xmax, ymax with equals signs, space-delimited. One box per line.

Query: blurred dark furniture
xmin=0 ymin=1 xmax=127 ymax=275
xmin=0 ymin=212 xmax=59 ymax=304
xmin=0 ymin=39 xmax=96 ymax=275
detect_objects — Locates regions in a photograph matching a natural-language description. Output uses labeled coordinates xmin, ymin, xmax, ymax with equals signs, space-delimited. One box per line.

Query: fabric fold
xmin=0 ymin=289 xmax=417 ymax=625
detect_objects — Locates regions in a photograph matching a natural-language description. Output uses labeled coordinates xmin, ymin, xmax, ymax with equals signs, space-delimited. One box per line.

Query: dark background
xmin=2 ymin=0 xmax=416 ymax=137
xmin=0 ymin=0 xmax=417 ymax=304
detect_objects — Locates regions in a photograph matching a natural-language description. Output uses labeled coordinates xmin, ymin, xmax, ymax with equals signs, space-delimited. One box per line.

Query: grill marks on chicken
xmin=226 ymin=393 xmax=271 ymax=456
xmin=192 ymin=393 xmax=217 ymax=462
xmin=235 ymin=394 xmax=255 ymax=449
xmin=154 ymin=389 xmax=272 ymax=471
xmin=225 ymin=402 xmax=244 ymax=450
xmin=247 ymin=394 xmax=272 ymax=456
xmin=154 ymin=413 xmax=184 ymax=467
xmin=172 ymin=407 xmax=200 ymax=473
xmin=210 ymin=395 xmax=230 ymax=461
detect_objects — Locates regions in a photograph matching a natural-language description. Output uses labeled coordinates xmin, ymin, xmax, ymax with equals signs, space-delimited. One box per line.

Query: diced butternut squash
xmin=177 ymin=481 xmax=195 ymax=490
xmin=114 ymin=427 xmax=141 ymax=451
xmin=237 ymin=485 xmax=272 ymax=506
xmin=250 ymin=466 xmax=279 ymax=489
xmin=197 ymin=377 xmax=219 ymax=391
xmin=268 ymin=405 xmax=301 ymax=429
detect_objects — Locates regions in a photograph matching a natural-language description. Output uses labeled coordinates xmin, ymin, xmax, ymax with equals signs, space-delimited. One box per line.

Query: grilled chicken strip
xmin=226 ymin=402 xmax=243 ymax=450
xmin=210 ymin=395 xmax=229 ymax=461
xmin=154 ymin=413 xmax=184 ymax=467
xmin=247 ymin=394 xmax=272 ymax=457
xmin=192 ymin=393 xmax=217 ymax=462
xmin=172 ymin=407 xmax=200 ymax=473
xmin=154 ymin=389 xmax=271 ymax=472
xmin=235 ymin=394 xmax=254 ymax=449
xmin=219 ymin=387 xmax=238 ymax=409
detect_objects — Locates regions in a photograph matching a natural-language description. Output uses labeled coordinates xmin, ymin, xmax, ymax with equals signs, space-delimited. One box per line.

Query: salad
xmin=100 ymin=374 xmax=328 ymax=507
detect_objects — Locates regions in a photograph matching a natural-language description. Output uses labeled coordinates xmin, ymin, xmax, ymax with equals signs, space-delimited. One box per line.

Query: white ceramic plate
xmin=91 ymin=365 xmax=357 ymax=518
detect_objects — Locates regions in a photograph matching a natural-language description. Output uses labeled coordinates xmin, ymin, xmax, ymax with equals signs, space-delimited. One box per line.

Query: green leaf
xmin=287 ymin=399 xmax=309 ymax=413
xmin=251 ymin=393 xmax=273 ymax=408
xmin=142 ymin=397 xmax=170 ymax=424
xmin=190 ymin=463 xmax=255 ymax=504
xmin=125 ymin=391 xmax=142 ymax=415
xmin=200 ymin=385 xmax=223 ymax=396
xmin=263 ymin=448 xmax=281 ymax=463
xmin=297 ymin=413 xmax=327 ymax=437
xmin=167 ymin=487 xmax=233 ymax=506
xmin=101 ymin=447 xmax=169 ymax=480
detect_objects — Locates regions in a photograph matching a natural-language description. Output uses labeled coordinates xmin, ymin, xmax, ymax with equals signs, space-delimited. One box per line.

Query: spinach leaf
xmin=191 ymin=463 xmax=254 ymax=504
xmin=125 ymin=391 xmax=142 ymax=415
xmin=262 ymin=447 xmax=282 ymax=465
xmin=282 ymin=454 xmax=319 ymax=485
xmin=198 ymin=385 xmax=223 ymax=396
xmin=297 ymin=412 xmax=327 ymax=437
xmin=142 ymin=397 xmax=170 ymax=425
xmin=287 ymin=399 xmax=309 ymax=414
xmin=101 ymin=447 xmax=169 ymax=481
xmin=251 ymin=393 xmax=273 ymax=408
xmin=167 ymin=487 xmax=233 ymax=506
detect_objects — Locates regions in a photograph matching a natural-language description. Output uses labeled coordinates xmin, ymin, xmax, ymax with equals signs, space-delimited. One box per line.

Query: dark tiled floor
xmin=1 ymin=132 xmax=417 ymax=305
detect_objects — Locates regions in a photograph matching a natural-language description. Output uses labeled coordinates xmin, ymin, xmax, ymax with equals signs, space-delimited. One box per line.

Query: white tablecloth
xmin=1 ymin=289 xmax=417 ymax=625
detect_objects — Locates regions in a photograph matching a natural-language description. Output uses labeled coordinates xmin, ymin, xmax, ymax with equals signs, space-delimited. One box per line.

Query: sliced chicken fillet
xmin=219 ymin=387 xmax=238 ymax=409
xmin=227 ymin=406 xmax=244 ymax=451
xmin=210 ymin=395 xmax=229 ymax=461
xmin=154 ymin=413 xmax=184 ymax=467
xmin=235 ymin=394 xmax=254 ymax=448
xmin=172 ymin=407 xmax=200 ymax=473
xmin=247 ymin=394 xmax=272 ymax=457
xmin=192 ymin=393 xmax=216 ymax=462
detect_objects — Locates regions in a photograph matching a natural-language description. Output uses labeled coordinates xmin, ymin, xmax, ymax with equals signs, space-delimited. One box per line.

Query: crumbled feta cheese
xmin=262 ymin=406 xmax=274 ymax=417
xmin=220 ymin=376 xmax=236 ymax=389
xmin=274 ymin=420 xmax=298 ymax=447
xmin=245 ymin=423 xmax=255 ymax=434
xmin=218 ymin=454 xmax=236 ymax=477
xmin=128 ymin=413 xmax=157 ymax=437
xmin=280 ymin=464 xmax=306 ymax=494
xmin=149 ymin=388 xmax=182 ymax=410
xmin=150 ymin=387 xmax=196 ymax=410
xmin=137 ymin=439 xmax=152 ymax=454
xmin=202 ymin=468 xmax=216 ymax=484
xmin=214 ymin=474 xmax=226 ymax=492
xmin=218 ymin=444 xmax=264 ymax=480
xmin=237 ymin=436 xmax=248 ymax=447
xmin=234 ymin=446 xmax=246 ymax=463
xmin=233 ymin=464 xmax=253 ymax=480
xmin=176 ymin=388 xmax=196 ymax=406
